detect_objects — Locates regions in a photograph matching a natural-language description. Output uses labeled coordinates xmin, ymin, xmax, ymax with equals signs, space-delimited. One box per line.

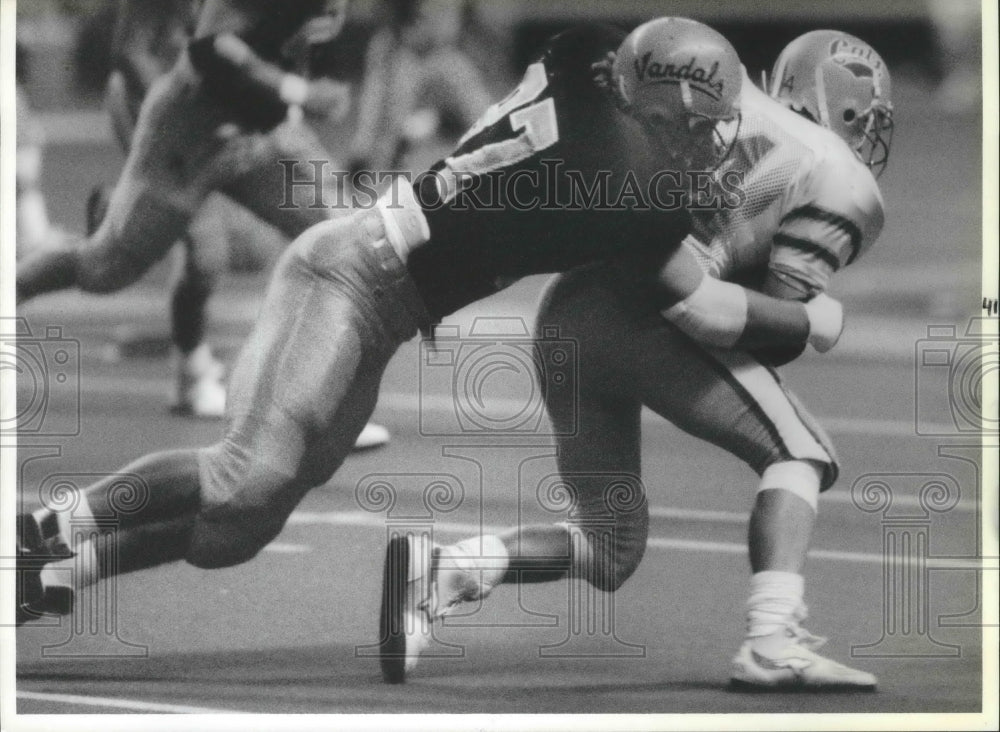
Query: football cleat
xmin=16 ymin=513 xmax=74 ymax=626
xmin=730 ymin=622 xmax=878 ymax=692
xmin=172 ymin=344 xmax=227 ymax=419
xmin=378 ymin=534 xmax=487 ymax=683
xmin=352 ymin=422 xmax=391 ymax=451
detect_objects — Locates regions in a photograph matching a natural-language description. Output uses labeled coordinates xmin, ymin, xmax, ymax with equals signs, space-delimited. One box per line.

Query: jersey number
xmin=458 ymin=62 xmax=555 ymax=146
xmin=447 ymin=62 xmax=560 ymax=188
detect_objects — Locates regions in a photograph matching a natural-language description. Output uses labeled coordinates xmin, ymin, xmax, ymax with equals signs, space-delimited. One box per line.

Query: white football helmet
xmin=611 ymin=17 xmax=743 ymax=169
xmin=769 ymin=30 xmax=894 ymax=176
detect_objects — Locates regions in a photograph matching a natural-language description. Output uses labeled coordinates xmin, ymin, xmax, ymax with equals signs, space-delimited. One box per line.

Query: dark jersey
xmin=407 ymin=25 xmax=692 ymax=319
xmin=194 ymin=0 xmax=334 ymax=67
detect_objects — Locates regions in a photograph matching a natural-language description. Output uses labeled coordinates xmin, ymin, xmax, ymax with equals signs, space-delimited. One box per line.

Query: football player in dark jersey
xmin=16 ymin=21 xmax=843 ymax=639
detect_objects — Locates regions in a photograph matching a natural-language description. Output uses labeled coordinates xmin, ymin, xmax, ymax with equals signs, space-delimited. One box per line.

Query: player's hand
xmin=804 ymin=292 xmax=844 ymax=353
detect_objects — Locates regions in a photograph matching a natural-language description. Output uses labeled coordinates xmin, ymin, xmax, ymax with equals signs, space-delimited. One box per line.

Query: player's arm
xmin=649 ymin=242 xmax=843 ymax=353
xmin=348 ymin=28 xmax=395 ymax=169
xmin=768 ymin=154 xmax=885 ymax=299
xmin=111 ymin=0 xmax=185 ymax=91
xmin=188 ymin=33 xmax=349 ymax=122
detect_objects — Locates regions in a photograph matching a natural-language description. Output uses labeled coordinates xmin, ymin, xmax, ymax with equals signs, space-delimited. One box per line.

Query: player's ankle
xmin=745 ymin=570 xmax=804 ymax=639
xmin=439 ymin=535 xmax=509 ymax=601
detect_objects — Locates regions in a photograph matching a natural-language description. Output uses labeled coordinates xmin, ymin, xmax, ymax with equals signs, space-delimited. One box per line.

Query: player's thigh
xmin=124 ymin=65 xmax=228 ymax=208
xmin=83 ymin=69 xmax=225 ymax=280
xmin=218 ymin=121 xmax=342 ymax=239
xmin=537 ymin=268 xmax=648 ymax=573
xmin=627 ymin=316 xmax=837 ymax=485
xmin=536 ymin=266 xmax=652 ymax=400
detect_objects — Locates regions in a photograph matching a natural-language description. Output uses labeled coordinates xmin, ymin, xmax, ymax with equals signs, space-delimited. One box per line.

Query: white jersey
xmin=686 ymin=74 xmax=885 ymax=298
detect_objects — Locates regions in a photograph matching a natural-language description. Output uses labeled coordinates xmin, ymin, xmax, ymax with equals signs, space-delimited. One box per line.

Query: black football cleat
xmin=16 ymin=513 xmax=74 ymax=626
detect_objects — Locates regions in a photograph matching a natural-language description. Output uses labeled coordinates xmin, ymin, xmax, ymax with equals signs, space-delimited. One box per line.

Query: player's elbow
xmin=660 ymin=277 xmax=748 ymax=348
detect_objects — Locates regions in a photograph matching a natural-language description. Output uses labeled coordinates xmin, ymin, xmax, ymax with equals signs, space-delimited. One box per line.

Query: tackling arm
xmin=187 ymin=32 xmax=349 ymax=133
xmin=652 ymin=242 xmax=843 ymax=353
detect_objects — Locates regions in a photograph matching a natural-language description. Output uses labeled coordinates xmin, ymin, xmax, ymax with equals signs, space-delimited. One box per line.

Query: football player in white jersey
xmin=390 ymin=28 xmax=892 ymax=690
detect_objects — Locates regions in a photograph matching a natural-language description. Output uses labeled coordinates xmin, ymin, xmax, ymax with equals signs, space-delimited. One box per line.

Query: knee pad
xmin=757 ymin=460 xmax=823 ymax=513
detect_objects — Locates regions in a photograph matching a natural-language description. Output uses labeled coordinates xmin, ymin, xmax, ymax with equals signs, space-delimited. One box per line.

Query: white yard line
xmin=285 ymin=510 xmax=994 ymax=569
xmin=39 ymin=376 xmax=963 ymax=437
xmin=261 ymin=542 xmax=312 ymax=554
xmin=15 ymin=690 xmax=240 ymax=714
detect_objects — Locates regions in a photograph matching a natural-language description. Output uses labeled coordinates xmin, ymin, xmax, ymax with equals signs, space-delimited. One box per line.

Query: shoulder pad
xmin=802 ymin=145 xmax=885 ymax=263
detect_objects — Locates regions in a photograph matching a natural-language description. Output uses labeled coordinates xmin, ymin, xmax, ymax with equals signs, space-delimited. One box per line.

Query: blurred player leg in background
xmin=348 ymin=0 xmax=491 ymax=175
xmin=17 ymin=0 xmax=386 ymax=443
xmin=15 ymin=45 xmax=60 ymax=259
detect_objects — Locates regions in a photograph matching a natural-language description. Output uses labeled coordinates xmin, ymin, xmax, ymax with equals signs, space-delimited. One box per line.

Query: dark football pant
xmin=536 ymin=264 xmax=838 ymax=590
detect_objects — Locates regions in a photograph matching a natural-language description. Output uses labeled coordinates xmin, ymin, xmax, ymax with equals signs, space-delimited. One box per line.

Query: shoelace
xmin=778 ymin=603 xmax=828 ymax=652
xmin=784 ymin=622 xmax=828 ymax=652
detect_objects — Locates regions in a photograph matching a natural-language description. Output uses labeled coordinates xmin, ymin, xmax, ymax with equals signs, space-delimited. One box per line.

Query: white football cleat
xmin=378 ymin=534 xmax=493 ymax=683
xmin=352 ymin=422 xmax=390 ymax=451
xmin=172 ymin=344 xmax=226 ymax=419
xmin=730 ymin=621 xmax=877 ymax=692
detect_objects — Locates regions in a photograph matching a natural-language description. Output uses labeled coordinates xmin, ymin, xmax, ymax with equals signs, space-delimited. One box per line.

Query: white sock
xmin=34 ymin=499 xmax=101 ymax=591
xmin=181 ymin=343 xmax=218 ymax=377
xmin=746 ymin=570 xmax=804 ymax=640
xmin=40 ymin=539 xmax=100 ymax=591
xmin=439 ymin=535 xmax=509 ymax=602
